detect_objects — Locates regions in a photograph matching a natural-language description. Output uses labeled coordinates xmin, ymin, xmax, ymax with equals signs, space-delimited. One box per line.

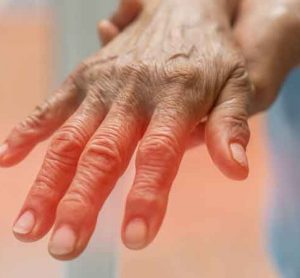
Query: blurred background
xmin=0 ymin=0 xmax=278 ymax=277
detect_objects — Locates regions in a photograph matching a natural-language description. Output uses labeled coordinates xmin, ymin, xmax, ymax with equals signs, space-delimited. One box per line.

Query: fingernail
xmin=13 ymin=210 xmax=35 ymax=235
xmin=125 ymin=218 xmax=148 ymax=250
xmin=49 ymin=226 xmax=77 ymax=256
xmin=0 ymin=143 xmax=8 ymax=159
xmin=230 ymin=143 xmax=248 ymax=168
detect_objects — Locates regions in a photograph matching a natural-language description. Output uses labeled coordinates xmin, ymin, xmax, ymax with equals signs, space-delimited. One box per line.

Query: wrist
xmin=156 ymin=0 xmax=233 ymax=30
xmin=143 ymin=0 xmax=239 ymax=22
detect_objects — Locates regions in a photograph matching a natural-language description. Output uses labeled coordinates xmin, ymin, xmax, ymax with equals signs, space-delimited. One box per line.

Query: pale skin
xmin=0 ymin=0 xmax=299 ymax=261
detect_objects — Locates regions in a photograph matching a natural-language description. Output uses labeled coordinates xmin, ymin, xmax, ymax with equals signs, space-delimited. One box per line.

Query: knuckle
xmin=86 ymin=88 xmax=109 ymax=111
xmin=118 ymin=57 xmax=209 ymax=88
xmin=81 ymin=135 xmax=122 ymax=175
xmin=29 ymin=180 xmax=60 ymax=204
xmin=224 ymin=60 xmax=254 ymax=103
xmin=16 ymin=102 xmax=52 ymax=133
xmin=48 ymin=126 xmax=87 ymax=164
xmin=223 ymin=114 xmax=250 ymax=143
xmin=61 ymin=188 xmax=95 ymax=210
xmin=230 ymin=62 xmax=250 ymax=88
xmin=221 ymin=52 xmax=249 ymax=83
xmin=118 ymin=61 xmax=181 ymax=85
xmin=127 ymin=187 xmax=164 ymax=211
xmin=118 ymin=62 xmax=144 ymax=77
xmin=70 ymin=62 xmax=90 ymax=91
xmin=117 ymin=62 xmax=153 ymax=88
xmin=31 ymin=102 xmax=51 ymax=123
xmin=138 ymin=133 xmax=180 ymax=166
xmin=164 ymin=62 xmax=201 ymax=86
xmin=14 ymin=118 xmax=38 ymax=138
xmin=71 ymin=61 xmax=100 ymax=90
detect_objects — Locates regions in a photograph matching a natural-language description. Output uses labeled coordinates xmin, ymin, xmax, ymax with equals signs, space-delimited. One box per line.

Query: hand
xmin=1 ymin=0 xmax=253 ymax=260
xmin=234 ymin=0 xmax=300 ymax=113
xmin=100 ymin=0 xmax=300 ymax=114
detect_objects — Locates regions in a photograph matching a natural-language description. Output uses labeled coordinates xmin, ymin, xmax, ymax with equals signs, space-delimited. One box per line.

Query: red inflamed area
xmin=0 ymin=11 xmax=277 ymax=278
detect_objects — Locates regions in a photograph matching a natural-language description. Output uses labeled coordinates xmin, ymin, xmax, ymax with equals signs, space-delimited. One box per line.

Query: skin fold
xmin=0 ymin=0 xmax=299 ymax=261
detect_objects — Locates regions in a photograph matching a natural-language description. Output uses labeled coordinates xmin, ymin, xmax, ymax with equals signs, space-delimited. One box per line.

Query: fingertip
xmin=0 ymin=143 xmax=9 ymax=166
xmin=0 ymin=142 xmax=8 ymax=156
xmin=12 ymin=211 xmax=47 ymax=243
xmin=228 ymin=143 xmax=249 ymax=180
xmin=206 ymin=128 xmax=249 ymax=181
xmin=230 ymin=142 xmax=249 ymax=169
xmin=113 ymin=0 xmax=143 ymax=29
xmin=13 ymin=208 xmax=55 ymax=243
xmin=13 ymin=210 xmax=36 ymax=242
xmin=98 ymin=20 xmax=120 ymax=46
xmin=224 ymin=146 xmax=249 ymax=181
xmin=123 ymin=218 xmax=148 ymax=250
xmin=48 ymin=225 xmax=78 ymax=260
xmin=98 ymin=19 xmax=116 ymax=30
xmin=0 ymin=146 xmax=34 ymax=167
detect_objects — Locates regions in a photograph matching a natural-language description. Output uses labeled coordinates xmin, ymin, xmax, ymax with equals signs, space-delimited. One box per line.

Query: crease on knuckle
xmin=81 ymin=136 xmax=122 ymax=175
xmin=48 ymin=126 xmax=87 ymax=164
xmin=224 ymin=62 xmax=254 ymax=109
xmin=135 ymin=165 xmax=172 ymax=191
xmin=228 ymin=61 xmax=252 ymax=90
xmin=29 ymin=180 xmax=61 ymax=203
xmin=138 ymin=133 xmax=180 ymax=167
xmin=165 ymin=63 xmax=201 ymax=86
xmin=86 ymin=86 xmax=110 ymax=111
xmin=62 ymin=187 xmax=95 ymax=210
xmin=16 ymin=101 xmax=53 ymax=134
xmin=223 ymin=114 xmax=250 ymax=143
xmin=227 ymin=59 xmax=249 ymax=85
xmin=127 ymin=187 xmax=165 ymax=211
xmin=119 ymin=62 xmax=147 ymax=79
xmin=116 ymin=63 xmax=157 ymax=112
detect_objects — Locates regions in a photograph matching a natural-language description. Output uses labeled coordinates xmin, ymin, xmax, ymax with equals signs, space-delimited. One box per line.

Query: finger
xmin=233 ymin=13 xmax=298 ymax=114
xmin=186 ymin=121 xmax=206 ymax=149
xmin=205 ymin=68 xmax=252 ymax=180
xmin=97 ymin=0 xmax=143 ymax=46
xmin=0 ymin=78 xmax=82 ymax=167
xmin=110 ymin=0 xmax=143 ymax=30
xmin=122 ymin=104 xmax=191 ymax=250
xmin=98 ymin=20 xmax=120 ymax=46
xmin=48 ymin=101 xmax=144 ymax=260
xmin=12 ymin=94 xmax=106 ymax=242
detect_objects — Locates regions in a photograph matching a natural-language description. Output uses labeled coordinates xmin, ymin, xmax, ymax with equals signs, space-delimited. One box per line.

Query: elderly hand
xmin=102 ymin=0 xmax=300 ymax=140
xmin=234 ymin=0 xmax=300 ymax=113
xmin=1 ymin=0 xmax=253 ymax=260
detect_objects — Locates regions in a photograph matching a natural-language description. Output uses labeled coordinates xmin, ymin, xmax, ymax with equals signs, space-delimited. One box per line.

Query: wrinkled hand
xmin=1 ymin=0 xmax=254 ymax=260
xmin=234 ymin=0 xmax=300 ymax=113
xmin=101 ymin=0 xmax=300 ymax=113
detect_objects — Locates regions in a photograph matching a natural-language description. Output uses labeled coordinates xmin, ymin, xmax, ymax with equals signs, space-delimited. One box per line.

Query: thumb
xmin=233 ymin=1 xmax=300 ymax=114
xmin=205 ymin=68 xmax=253 ymax=180
xmin=98 ymin=20 xmax=120 ymax=46
xmin=97 ymin=0 xmax=143 ymax=46
xmin=111 ymin=0 xmax=143 ymax=30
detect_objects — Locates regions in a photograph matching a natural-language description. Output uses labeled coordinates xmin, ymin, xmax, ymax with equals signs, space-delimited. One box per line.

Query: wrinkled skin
xmin=99 ymin=0 xmax=300 ymax=148
xmin=100 ymin=0 xmax=300 ymax=113
xmin=0 ymin=0 xmax=299 ymax=261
